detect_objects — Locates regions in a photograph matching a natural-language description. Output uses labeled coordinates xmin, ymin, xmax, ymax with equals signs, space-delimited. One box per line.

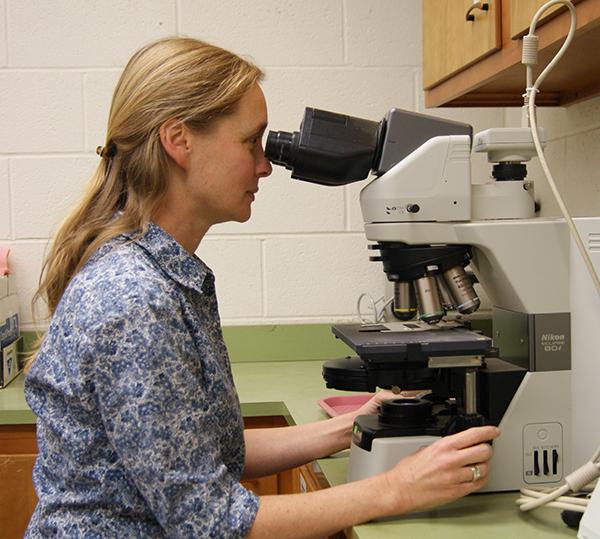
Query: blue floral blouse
xmin=24 ymin=223 xmax=259 ymax=538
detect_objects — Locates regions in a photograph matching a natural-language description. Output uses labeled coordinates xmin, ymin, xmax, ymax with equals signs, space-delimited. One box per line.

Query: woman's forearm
xmin=243 ymin=414 xmax=353 ymax=480
xmin=246 ymin=425 xmax=500 ymax=538
xmin=247 ymin=473 xmax=398 ymax=539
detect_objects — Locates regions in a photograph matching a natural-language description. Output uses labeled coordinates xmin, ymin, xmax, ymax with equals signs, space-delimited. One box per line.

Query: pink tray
xmin=318 ymin=394 xmax=373 ymax=417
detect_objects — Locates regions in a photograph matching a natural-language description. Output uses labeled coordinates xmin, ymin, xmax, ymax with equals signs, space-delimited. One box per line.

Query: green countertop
xmin=2 ymin=361 xmax=576 ymax=538
xmin=0 ymin=372 xmax=34 ymax=424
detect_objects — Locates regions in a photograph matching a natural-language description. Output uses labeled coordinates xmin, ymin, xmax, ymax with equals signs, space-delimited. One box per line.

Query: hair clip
xmin=96 ymin=142 xmax=117 ymax=160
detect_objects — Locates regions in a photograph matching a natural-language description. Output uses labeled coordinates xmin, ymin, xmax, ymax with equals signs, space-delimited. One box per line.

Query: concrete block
xmin=345 ymin=0 xmax=422 ymax=66
xmin=563 ymin=130 xmax=600 ymax=216
xmin=208 ymin=166 xmax=345 ymax=235
xmin=533 ymin=96 xmax=600 ymax=139
xmin=2 ymin=241 xmax=49 ymax=327
xmin=179 ymin=0 xmax=343 ymax=66
xmin=10 ymin=156 xmax=97 ymax=239
xmin=0 ymin=276 xmax=6 ymax=299
xmin=7 ymin=272 xmax=15 ymax=295
xmin=196 ymin=238 xmax=262 ymax=319
xmin=0 ymin=0 xmax=6 ymax=67
xmin=7 ymin=1 xmax=175 ymax=67
xmin=84 ymin=70 xmax=123 ymax=151
xmin=264 ymin=234 xmax=385 ymax=317
xmin=0 ymin=72 xmax=84 ymax=153
xmin=0 ymin=159 xmax=9 ymax=239
xmin=263 ymin=67 xmax=415 ymax=132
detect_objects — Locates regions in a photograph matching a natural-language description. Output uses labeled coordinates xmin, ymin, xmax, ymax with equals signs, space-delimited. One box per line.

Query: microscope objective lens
xmin=415 ymin=274 xmax=444 ymax=324
xmin=393 ymin=281 xmax=418 ymax=321
xmin=443 ymin=266 xmax=481 ymax=314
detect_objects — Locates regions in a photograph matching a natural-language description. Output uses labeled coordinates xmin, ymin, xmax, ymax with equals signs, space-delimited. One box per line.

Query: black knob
xmin=406 ymin=204 xmax=420 ymax=213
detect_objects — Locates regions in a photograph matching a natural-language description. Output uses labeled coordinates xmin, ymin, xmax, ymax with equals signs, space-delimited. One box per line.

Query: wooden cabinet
xmin=298 ymin=461 xmax=329 ymax=493
xmin=423 ymin=0 xmax=501 ymax=88
xmin=0 ymin=424 xmax=37 ymax=539
xmin=510 ymin=0 xmax=584 ymax=38
xmin=241 ymin=415 xmax=301 ymax=496
xmin=423 ymin=0 xmax=600 ymax=107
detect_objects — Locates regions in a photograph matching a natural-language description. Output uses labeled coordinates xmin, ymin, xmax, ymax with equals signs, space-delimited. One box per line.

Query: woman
xmin=24 ymin=37 xmax=498 ymax=538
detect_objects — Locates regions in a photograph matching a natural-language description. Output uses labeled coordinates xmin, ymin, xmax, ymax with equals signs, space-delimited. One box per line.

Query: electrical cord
xmin=356 ymin=292 xmax=393 ymax=324
xmin=523 ymin=0 xmax=600 ymax=298
xmin=517 ymin=0 xmax=600 ymax=515
xmin=518 ymin=445 xmax=600 ymax=513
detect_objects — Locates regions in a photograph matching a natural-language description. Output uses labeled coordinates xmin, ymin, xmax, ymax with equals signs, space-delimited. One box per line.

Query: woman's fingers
xmin=453 ymin=441 xmax=494 ymax=468
xmin=444 ymin=426 xmax=500 ymax=450
xmin=457 ymin=462 xmax=489 ymax=484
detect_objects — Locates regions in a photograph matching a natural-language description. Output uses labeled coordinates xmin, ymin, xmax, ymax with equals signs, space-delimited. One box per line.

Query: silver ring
xmin=470 ymin=465 xmax=481 ymax=482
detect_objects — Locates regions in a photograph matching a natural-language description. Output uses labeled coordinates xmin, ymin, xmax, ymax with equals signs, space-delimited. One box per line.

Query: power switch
xmin=523 ymin=422 xmax=563 ymax=484
xmin=543 ymin=450 xmax=550 ymax=475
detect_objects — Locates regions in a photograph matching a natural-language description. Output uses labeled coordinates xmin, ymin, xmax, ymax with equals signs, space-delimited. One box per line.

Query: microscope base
xmin=347 ymin=370 xmax=570 ymax=493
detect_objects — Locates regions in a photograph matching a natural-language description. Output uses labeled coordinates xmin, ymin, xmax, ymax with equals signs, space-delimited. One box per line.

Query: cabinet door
xmin=0 ymin=424 xmax=37 ymax=539
xmin=0 ymin=454 xmax=37 ymax=539
xmin=510 ymin=0 xmax=582 ymax=38
xmin=423 ymin=0 xmax=501 ymax=89
xmin=241 ymin=474 xmax=279 ymax=496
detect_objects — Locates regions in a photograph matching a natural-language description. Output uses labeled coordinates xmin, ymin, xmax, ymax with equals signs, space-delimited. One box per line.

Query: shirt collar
xmin=124 ymin=222 xmax=214 ymax=295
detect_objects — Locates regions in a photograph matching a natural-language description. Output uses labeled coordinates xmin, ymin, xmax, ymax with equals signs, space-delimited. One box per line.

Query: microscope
xmin=264 ymin=107 xmax=598 ymax=493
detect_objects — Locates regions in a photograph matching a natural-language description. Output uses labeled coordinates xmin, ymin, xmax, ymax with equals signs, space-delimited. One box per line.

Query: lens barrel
xmin=443 ymin=266 xmax=480 ymax=314
xmin=415 ymin=271 xmax=444 ymax=325
xmin=265 ymin=130 xmax=297 ymax=168
xmin=393 ymin=281 xmax=417 ymax=321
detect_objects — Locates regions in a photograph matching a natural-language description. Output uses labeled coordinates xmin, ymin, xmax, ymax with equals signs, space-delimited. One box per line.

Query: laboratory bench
xmin=1 ymin=361 xmax=577 ymax=538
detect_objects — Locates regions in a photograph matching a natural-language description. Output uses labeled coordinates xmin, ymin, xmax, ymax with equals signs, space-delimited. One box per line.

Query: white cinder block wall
xmin=1 ymin=1 xmax=597 ymax=330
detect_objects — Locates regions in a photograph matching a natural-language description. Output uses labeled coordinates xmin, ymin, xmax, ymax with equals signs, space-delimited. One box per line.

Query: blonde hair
xmin=30 ymin=37 xmax=263 ymax=360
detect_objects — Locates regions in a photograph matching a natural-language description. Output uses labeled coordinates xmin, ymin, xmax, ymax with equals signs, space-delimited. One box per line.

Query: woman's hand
xmin=334 ymin=390 xmax=432 ymax=451
xmin=353 ymin=390 xmax=397 ymax=416
xmin=383 ymin=426 xmax=500 ymax=514
xmin=344 ymin=389 xmax=428 ymax=420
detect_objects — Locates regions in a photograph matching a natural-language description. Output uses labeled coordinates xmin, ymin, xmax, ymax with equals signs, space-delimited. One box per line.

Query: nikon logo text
xmin=540 ymin=333 xmax=565 ymax=352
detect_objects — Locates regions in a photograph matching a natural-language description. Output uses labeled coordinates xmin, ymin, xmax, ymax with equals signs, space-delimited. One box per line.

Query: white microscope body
xmin=350 ymin=126 xmax=600 ymax=493
xmin=265 ymin=106 xmax=600 ymax=496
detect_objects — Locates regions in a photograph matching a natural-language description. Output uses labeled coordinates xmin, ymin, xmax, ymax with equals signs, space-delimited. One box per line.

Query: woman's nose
xmin=257 ymin=152 xmax=272 ymax=178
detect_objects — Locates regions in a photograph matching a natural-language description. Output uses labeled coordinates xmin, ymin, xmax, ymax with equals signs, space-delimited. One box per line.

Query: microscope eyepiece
xmin=265 ymin=130 xmax=297 ymax=168
xmin=264 ymin=107 xmax=382 ymax=186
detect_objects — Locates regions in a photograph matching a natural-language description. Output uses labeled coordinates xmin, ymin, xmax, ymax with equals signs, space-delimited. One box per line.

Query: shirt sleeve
xmin=86 ymin=284 xmax=259 ymax=538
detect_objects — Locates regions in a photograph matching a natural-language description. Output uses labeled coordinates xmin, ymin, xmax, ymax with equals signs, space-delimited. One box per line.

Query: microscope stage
xmin=332 ymin=323 xmax=492 ymax=363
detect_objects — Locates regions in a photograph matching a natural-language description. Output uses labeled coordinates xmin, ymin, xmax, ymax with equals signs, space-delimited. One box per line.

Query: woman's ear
xmin=159 ymin=119 xmax=190 ymax=170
